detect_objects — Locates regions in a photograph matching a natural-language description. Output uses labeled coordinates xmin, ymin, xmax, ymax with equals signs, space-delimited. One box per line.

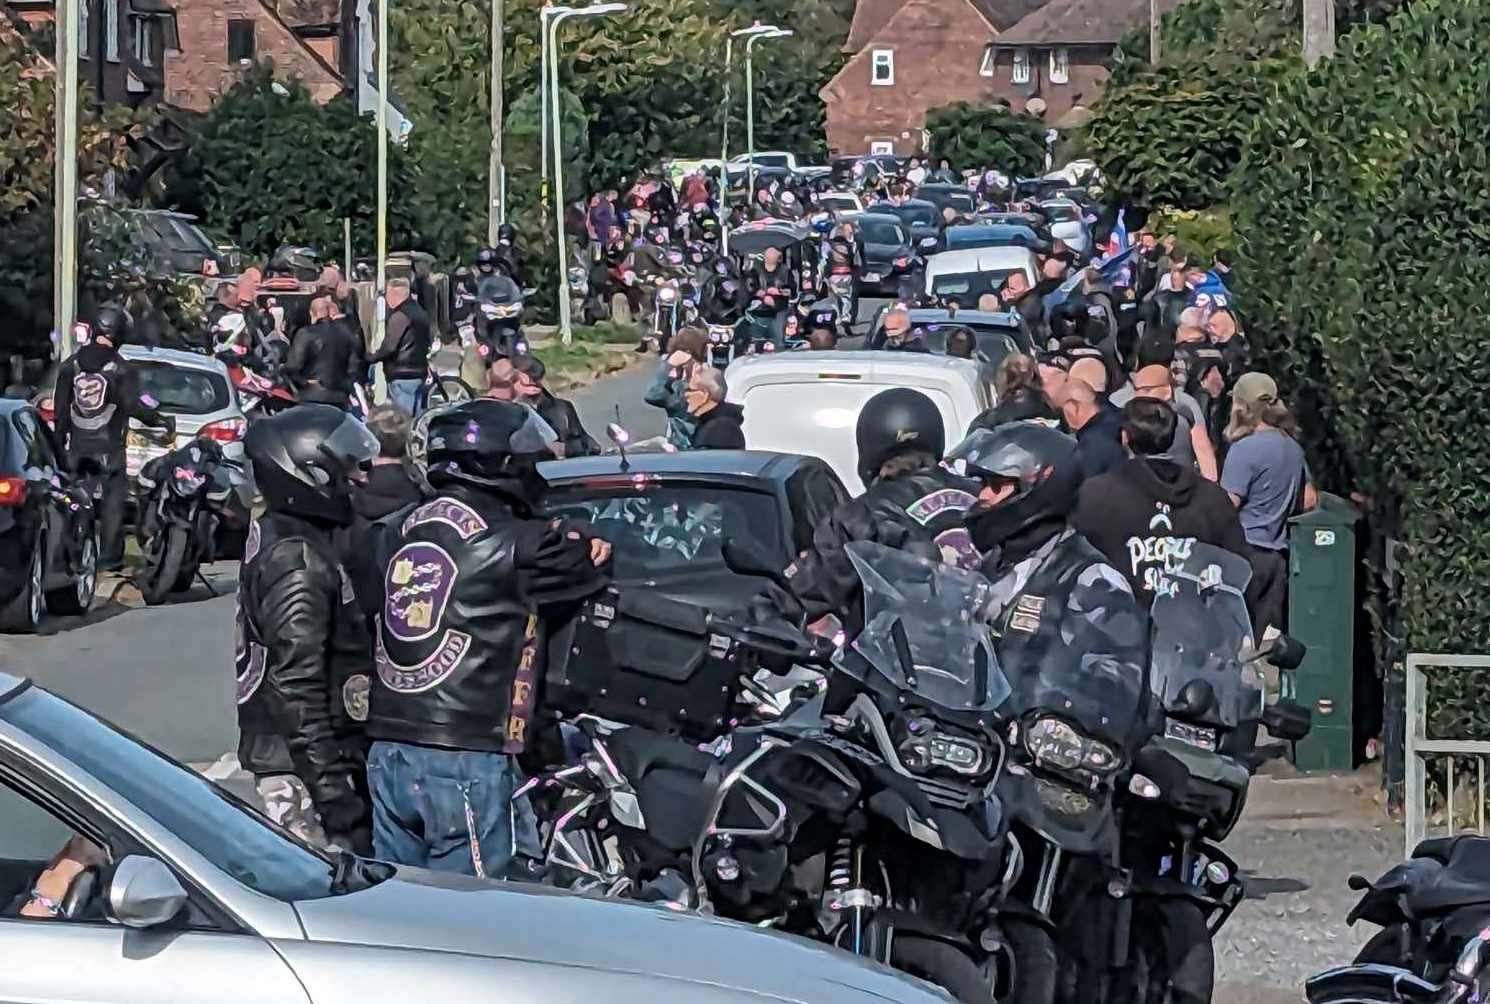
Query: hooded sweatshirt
xmin=692 ymin=400 xmax=746 ymax=450
xmin=1071 ymin=456 xmax=1247 ymax=605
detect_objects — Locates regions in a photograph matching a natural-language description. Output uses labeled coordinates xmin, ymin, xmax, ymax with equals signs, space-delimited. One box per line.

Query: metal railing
xmin=1405 ymin=653 xmax=1490 ymax=855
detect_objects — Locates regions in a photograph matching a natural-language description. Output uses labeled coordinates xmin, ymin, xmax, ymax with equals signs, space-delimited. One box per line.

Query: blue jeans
xmin=388 ymin=378 xmax=423 ymax=416
xmin=367 ymin=741 xmax=537 ymax=878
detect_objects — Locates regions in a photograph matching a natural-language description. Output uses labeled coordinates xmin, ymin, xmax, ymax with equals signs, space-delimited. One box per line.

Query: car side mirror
xmin=721 ymin=536 xmax=789 ymax=589
xmin=108 ymin=855 xmax=187 ymax=929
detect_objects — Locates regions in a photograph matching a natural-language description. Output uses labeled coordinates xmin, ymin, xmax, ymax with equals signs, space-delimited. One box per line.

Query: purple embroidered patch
xmin=383 ymin=542 xmax=458 ymax=642
xmin=73 ymin=372 xmax=108 ymax=413
xmin=402 ymin=497 xmax=489 ymax=541
xmin=375 ymin=628 xmax=472 ymax=693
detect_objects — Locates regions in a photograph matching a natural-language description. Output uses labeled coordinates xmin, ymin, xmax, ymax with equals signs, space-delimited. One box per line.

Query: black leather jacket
xmin=763 ymin=465 xmax=980 ymax=631
xmin=286 ymin=319 xmax=365 ymax=406
xmin=53 ymin=343 xmax=170 ymax=460
xmin=530 ymin=391 xmax=599 ymax=458
xmin=367 ymin=487 xmax=609 ymax=755
xmin=235 ymin=512 xmax=371 ymax=834
xmin=368 ymin=299 xmax=432 ymax=381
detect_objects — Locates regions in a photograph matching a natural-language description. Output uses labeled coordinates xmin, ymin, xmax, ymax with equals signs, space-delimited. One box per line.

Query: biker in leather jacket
xmin=236 ymin=405 xmax=380 ymax=852
xmin=757 ymin=388 xmax=980 ymax=634
xmin=364 ymin=400 xmax=611 ymax=876
xmin=947 ymin=422 xmax=1148 ymax=690
xmin=285 ymin=300 xmax=366 ymax=408
xmin=53 ymin=306 xmax=176 ymax=568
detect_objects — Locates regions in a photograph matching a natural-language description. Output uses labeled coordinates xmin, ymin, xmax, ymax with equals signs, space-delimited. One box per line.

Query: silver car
xmin=117 ymin=345 xmax=247 ymax=479
xmin=0 ymin=672 xmax=952 ymax=1004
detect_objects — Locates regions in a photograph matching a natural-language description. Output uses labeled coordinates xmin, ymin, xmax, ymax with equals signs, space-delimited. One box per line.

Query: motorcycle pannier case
xmin=543 ymin=585 xmax=740 ymax=740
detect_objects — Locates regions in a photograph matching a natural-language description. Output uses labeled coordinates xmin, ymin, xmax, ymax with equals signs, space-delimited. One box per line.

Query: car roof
xmin=927 ymin=246 xmax=1038 ymax=272
xmin=119 ymin=344 xmax=231 ymax=377
xmin=539 ymin=449 xmax=811 ymax=486
xmin=901 ymin=308 xmax=1023 ymax=328
xmin=854 ymin=211 xmax=905 ymax=227
xmin=725 ymin=349 xmax=986 ymax=384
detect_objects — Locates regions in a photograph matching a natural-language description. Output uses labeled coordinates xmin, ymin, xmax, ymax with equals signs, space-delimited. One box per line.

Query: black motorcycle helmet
xmin=855 ymin=388 xmax=945 ymax=487
xmin=475 ymin=246 xmax=499 ymax=274
xmin=91 ymin=304 xmax=130 ymax=346
xmin=946 ymin=421 xmax=1083 ymax=554
xmin=423 ymin=399 xmax=558 ymax=510
xmin=496 ymin=223 xmax=517 ymax=246
xmin=245 ymin=404 xmax=379 ymax=526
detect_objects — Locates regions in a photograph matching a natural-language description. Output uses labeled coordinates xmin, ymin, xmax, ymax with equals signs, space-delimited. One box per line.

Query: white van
xmin=724 ymin=351 xmax=991 ymax=495
xmin=923 ymin=246 xmax=1038 ymax=304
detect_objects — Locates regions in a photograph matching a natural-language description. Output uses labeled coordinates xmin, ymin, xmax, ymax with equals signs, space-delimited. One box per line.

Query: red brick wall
xmin=982 ymin=44 xmax=1111 ymax=123
xmin=822 ymin=0 xmax=1000 ymax=157
xmin=164 ymin=0 xmax=343 ymax=112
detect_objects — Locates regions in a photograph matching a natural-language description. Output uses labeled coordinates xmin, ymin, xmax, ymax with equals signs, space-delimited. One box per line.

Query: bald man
xmin=1061 ymin=377 xmax=1126 ymax=479
xmin=1131 ymin=363 xmax=1218 ymax=481
xmin=1070 ymin=356 xmax=1108 ymax=394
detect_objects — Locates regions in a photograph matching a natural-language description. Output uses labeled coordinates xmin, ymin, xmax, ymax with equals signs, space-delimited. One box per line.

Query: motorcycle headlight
xmin=897 ymin=716 xmax=989 ymax=776
xmin=1024 ymin=717 xmax=1119 ymax=775
xmin=495 ymin=303 xmax=521 ymax=318
xmin=479 ymin=304 xmax=499 ymax=318
xmin=658 ymin=286 xmax=678 ymax=303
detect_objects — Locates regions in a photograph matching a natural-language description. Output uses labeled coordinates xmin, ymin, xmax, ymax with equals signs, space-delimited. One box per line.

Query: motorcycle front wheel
xmin=1116 ymin=900 xmax=1214 ymax=1004
xmin=140 ymin=525 xmax=190 ymax=606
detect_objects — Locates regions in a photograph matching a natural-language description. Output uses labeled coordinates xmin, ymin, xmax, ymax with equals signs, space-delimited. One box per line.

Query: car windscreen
xmin=821 ymin=197 xmax=856 ymax=212
xmin=900 ymin=205 xmax=938 ymax=227
xmin=931 ymin=269 xmax=1019 ymax=298
xmin=134 ymin=362 xmax=229 ymax=415
xmin=858 ymin=221 xmax=906 ymax=246
xmin=1042 ymin=204 xmax=1080 ymax=223
xmin=918 ymin=325 xmax=1020 ymax=367
xmin=0 ymin=685 xmax=339 ymax=901
xmin=543 ymin=482 xmax=784 ymax=580
xmin=748 ymin=154 xmax=790 ymax=168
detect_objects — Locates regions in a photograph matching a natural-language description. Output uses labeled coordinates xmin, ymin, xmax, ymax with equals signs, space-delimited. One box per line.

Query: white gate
xmin=1405 ymin=653 xmax=1490 ymax=855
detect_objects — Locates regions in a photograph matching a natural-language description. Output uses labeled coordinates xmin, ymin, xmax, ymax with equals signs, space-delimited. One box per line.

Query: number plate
xmin=1165 ymin=720 xmax=1218 ymax=751
xmin=861 ymin=272 xmax=881 ymax=282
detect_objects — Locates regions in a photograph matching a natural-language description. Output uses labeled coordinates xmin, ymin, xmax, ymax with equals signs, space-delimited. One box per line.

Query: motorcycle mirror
xmin=606 ymin=423 xmax=631 ymax=447
xmin=1262 ymin=699 xmax=1312 ymax=743
xmin=1268 ymin=634 xmax=1308 ymax=671
xmin=1169 ymin=679 xmax=1216 ymax=720
xmin=1347 ymin=873 xmax=1372 ymax=892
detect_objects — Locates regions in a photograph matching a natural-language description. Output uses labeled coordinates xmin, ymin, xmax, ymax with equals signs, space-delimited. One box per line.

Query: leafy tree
xmin=924 ymin=102 xmax=1046 ymax=176
xmin=1230 ymin=0 xmax=1490 ymax=738
xmin=162 ymin=67 xmax=419 ymax=262
xmin=0 ymin=21 xmax=145 ymax=362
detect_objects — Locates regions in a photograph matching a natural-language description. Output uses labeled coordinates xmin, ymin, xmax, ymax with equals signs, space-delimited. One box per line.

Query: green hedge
xmin=925 ymin=102 xmax=1045 ymax=176
xmin=1230 ymin=0 xmax=1490 ymax=737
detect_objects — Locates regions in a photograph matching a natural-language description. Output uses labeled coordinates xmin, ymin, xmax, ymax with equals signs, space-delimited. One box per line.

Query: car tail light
xmin=199 ymin=417 xmax=247 ymax=443
xmin=37 ymin=396 xmax=54 ymax=426
xmin=0 ymin=477 xmax=26 ymax=507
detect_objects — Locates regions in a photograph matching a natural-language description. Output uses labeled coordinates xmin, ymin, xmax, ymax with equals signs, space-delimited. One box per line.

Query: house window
xmin=870 ymin=140 xmax=895 ymax=156
xmin=871 ymin=49 xmax=894 ymax=86
xmin=1049 ymin=47 xmax=1069 ymax=84
xmin=979 ymin=47 xmax=994 ymax=77
xmin=104 ymin=0 xmax=119 ymax=62
xmin=79 ymin=0 xmax=90 ymax=59
xmin=228 ymin=19 xmax=256 ymax=63
xmin=1012 ymin=48 xmax=1030 ymax=84
xmin=130 ymin=15 xmax=157 ymax=67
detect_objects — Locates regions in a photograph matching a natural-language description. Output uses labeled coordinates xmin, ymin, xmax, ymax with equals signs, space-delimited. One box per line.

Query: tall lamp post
xmin=54 ymin=0 xmax=80 ymax=359
xmin=538 ymin=5 xmax=569 ymax=213
xmin=375 ymin=0 xmax=390 ymax=354
xmin=741 ymin=24 xmax=791 ymax=201
xmin=548 ymin=3 xmax=626 ymax=345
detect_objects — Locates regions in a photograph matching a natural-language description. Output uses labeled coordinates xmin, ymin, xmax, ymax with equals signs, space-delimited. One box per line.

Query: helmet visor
xmin=319 ymin=414 xmax=380 ymax=474
xmin=511 ymin=406 xmax=559 ymax=455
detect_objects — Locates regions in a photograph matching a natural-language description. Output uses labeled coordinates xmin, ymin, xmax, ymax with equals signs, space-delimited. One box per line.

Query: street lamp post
xmin=539 ymin=5 xmax=569 ymax=213
xmin=548 ymin=3 xmax=626 ymax=345
xmin=54 ymin=0 xmax=80 ymax=359
xmin=741 ymin=25 xmax=791 ymax=200
xmin=375 ymin=0 xmax=389 ymax=353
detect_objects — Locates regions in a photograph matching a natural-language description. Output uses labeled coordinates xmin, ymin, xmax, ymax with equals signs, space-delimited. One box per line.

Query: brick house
xmin=821 ymin=0 xmax=1050 ymax=157
xmin=985 ymin=0 xmax=1188 ymax=126
xmin=164 ymin=0 xmax=345 ymax=112
xmin=4 ymin=0 xmax=181 ymax=107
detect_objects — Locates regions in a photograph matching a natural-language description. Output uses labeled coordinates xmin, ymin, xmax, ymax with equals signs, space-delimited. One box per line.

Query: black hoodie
xmin=693 ymin=401 xmax=746 ymax=449
xmin=1071 ymin=456 xmax=1247 ymax=604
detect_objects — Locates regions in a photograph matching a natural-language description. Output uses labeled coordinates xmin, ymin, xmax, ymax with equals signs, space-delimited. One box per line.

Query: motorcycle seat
xmin=1405 ymin=836 xmax=1490 ymax=916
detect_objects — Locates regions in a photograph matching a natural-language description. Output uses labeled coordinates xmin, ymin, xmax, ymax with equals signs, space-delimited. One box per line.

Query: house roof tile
xmin=995 ymin=0 xmax=1185 ymax=46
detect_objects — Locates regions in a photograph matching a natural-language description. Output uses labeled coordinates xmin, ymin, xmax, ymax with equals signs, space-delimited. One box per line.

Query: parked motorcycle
xmin=1307 ymin=835 xmax=1490 ymax=1002
xmin=134 ymin=438 xmax=248 ymax=605
xmin=1111 ymin=543 xmax=1311 ymax=1004
xmin=525 ymin=541 xmax=1035 ymax=1003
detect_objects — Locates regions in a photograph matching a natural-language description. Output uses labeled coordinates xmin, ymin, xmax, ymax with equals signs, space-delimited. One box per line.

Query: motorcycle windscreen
xmin=476 ymin=275 xmax=521 ymax=304
xmin=1001 ymin=560 xmax=1149 ymax=751
xmin=838 ymin=541 xmax=1011 ymax=714
xmin=1148 ymin=543 xmax=1264 ymax=730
